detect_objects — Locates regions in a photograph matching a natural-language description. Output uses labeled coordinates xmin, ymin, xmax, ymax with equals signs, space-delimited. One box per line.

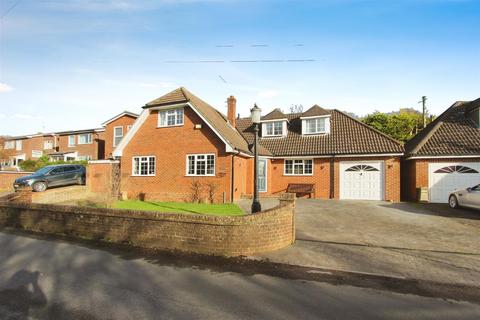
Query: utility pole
xmin=418 ymin=96 xmax=427 ymax=128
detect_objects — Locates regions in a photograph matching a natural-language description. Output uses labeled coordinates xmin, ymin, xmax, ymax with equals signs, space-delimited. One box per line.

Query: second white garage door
xmin=340 ymin=161 xmax=384 ymax=200
xmin=428 ymin=163 xmax=480 ymax=203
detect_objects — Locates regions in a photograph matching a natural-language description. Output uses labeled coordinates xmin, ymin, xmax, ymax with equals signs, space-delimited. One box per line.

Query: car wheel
xmin=449 ymin=195 xmax=459 ymax=209
xmin=77 ymin=176 xmax=85 ymax=185
xmin=32 ymin=182 xmax=47 ymax=192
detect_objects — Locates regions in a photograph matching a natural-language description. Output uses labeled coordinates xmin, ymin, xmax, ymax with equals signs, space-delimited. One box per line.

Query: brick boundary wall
xmin=0 ymin=171 xmax=34 ymax=191
xmin=0 ymin=193 xmax=296 ymax=256
xmin=87 ymin=160 xmax=121 ymax=198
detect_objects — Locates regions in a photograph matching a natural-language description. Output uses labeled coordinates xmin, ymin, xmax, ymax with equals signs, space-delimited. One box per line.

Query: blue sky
xmin=0 ymin=0 xmax=479 ymax=136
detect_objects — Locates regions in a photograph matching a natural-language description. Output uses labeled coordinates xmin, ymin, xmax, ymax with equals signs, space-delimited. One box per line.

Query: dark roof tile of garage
xmin=405 ymin=98 xmax=480 ymax=157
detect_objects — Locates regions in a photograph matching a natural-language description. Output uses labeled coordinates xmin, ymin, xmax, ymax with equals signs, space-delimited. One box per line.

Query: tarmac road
xmin=0 ymin=231 xmax=479 ymax=320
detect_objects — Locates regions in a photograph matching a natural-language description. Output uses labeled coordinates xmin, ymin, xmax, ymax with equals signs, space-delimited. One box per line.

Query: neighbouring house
xmin=102 ymin=111 xmax=139 ymax=159
xmin=402 ymin=98 xmax=480 ymax=203
xmin=113 ymin=87 xmax=404 ymax=203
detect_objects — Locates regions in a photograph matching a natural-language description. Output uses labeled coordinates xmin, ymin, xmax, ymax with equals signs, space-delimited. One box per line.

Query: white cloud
xmin=0 ymin=113 xmax=5 ymax=119
xmin=0 ymin=83 xmax=13 ymax=93
xmin=257 ymin=89 xmax=279 ymax=99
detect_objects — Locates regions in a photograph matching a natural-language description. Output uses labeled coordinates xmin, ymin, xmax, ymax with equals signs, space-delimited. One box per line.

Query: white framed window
xmin=68 ymin=135 xmax=75 ymax=146
xmin=302 ymin=116 xmax=330 ymax=135
xmin=264 ymin=121 xmax=284 ymax=136
xmin=158 ymin=108 xmax=184 ymax=127
xmin=78 ymin=133 xmax=92 ymax=144
xmin=305 ymin=118 xmax=326 ymax=134
xmin=284 ymin=159 xmax=313 ymax=175
xmin=4 ymin=141 xmax=14 ymax=149
xmin=113 ymin=126 xmax=123 ymax=147
xmin=132 ymin=156 xmax=156 ymax=176
xmin=15 ymin=140 xmax=22 ymax=151
xmin=186 ymin=154 xmax=215 ymax=176
xmin=78 ymin=155 xmax=92 ymax=161
xmin=32 ymin=150 xmax=43 ymax=158
xmin=44 ymin=140 xmax=54 ymax=150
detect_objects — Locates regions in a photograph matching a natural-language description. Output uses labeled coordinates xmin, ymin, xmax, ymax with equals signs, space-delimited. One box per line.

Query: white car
xmin=448 ymin=184 xmax=480 ymax=210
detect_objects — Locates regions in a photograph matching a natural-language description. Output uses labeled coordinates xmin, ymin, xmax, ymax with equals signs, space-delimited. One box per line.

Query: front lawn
xmin=113 ymin=200 xmax=244 ymax=216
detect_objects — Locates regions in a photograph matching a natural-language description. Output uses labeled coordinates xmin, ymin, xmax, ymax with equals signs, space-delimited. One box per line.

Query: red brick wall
xmin=120 ymin=107 xmax=233 ymax=203
xmin=402 ymin=158 xmax=480 ymax=201
xmin=0 ymin=171 xmax=34 ymax=191
xmin=242 ymin=156 xmax=401 ymax=202
xmin=57 ymin=132 xmax=104 ymax=160
xmin=87 ymin=161 xmax=120 ymax=196
xmin=0 ymin=194 xmax=296 ymax=256
xmin=104 ymin=115 xmax=137 ymax=159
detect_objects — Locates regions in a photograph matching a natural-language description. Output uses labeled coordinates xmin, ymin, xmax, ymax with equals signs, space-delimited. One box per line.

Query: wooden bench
xmin=286 ymin=183 xmax=315 ymax=198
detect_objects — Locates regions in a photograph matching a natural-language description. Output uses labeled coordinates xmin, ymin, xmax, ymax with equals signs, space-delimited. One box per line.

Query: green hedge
xmin=19 ymin=156 xmax=88 ymax=172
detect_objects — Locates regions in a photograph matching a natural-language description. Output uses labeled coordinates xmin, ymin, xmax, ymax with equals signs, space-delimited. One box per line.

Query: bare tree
xmin=190 ymin=180 xmax=203 ymax=203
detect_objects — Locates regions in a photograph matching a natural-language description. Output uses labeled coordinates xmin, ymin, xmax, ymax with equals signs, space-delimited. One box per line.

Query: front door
xmin=258 ymin=159 xmax=267 ymax=192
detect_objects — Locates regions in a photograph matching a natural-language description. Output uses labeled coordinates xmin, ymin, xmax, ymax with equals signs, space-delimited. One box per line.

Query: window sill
xmin=262 ymin=135 xmax=286 ymax=138
xmin=283 ymin=174 xmax=314 ymax=176
xmin=131 ymin=174 xmax=156 ymax=177
xmin=185 ymin=174 xmax=216 ymax=177
xmin=303 ymin=132 xmax=328 ymax=135
xmin=157 ymin=124 xmax=184 ymax=128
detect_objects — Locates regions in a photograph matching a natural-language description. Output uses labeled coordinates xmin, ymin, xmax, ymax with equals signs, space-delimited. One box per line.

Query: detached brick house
xmin=113 ymin=87 xmax=404 ymax=202
xmin=102 ymin=111 xmax=139 ymax=159
xmin=403 ymin=98 xmax=480 ymax=203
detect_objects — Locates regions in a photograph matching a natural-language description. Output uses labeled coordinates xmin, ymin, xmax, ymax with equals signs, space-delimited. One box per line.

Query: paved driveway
xmin=239 ymin=198 xmax=480 ymax=285
xmin=294 ymin=199 xmax=480 ymax=254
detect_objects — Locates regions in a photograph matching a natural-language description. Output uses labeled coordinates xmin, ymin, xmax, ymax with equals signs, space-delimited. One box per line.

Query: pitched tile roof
xmin=237 ymin=109 xmax=404 ymax=156
xmin=144 ymin=87 xmax=253 ymax=155
xmin=405 ymin=99 xmax=480 ymax=157
xmin=301 ymin=105 xmax=330 ymax=117
xmin=262 ymin=108 xmax=287 ymax=121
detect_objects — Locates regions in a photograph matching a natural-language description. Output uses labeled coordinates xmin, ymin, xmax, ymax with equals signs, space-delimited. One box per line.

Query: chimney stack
xmin=227 ymin=95 xmax=237 ymax=127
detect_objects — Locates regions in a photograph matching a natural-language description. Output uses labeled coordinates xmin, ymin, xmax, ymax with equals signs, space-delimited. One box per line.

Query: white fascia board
xmin=260 ymin=118 xmax=288 ymax=123
xmin=300 ymin=115 xmax=331 ymax=120
xmin=113 ymin=109 xmax=150 ymax=157
xmin=406 ymin=155 xmax=480 ymax=160
xmin=101 ymin=112 xmax=139 ymax=127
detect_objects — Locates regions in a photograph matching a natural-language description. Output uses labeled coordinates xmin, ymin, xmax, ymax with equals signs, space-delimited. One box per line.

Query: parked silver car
xmin=448 ymin=184 xmax=480 ymax=209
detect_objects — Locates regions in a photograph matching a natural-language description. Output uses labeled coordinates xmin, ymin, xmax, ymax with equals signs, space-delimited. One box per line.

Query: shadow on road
xmin=0 ymin=269 xmax=101 ymax=320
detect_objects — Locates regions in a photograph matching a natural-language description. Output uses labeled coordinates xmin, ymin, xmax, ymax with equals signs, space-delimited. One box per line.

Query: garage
xmin=428 ymin=163 xmax=480 ymax=203
xmin=340 ymin=161 xmax=384 ymax=200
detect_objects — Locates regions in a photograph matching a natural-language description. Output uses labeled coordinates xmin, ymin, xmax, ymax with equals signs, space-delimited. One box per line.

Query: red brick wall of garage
xmin=104 ymin=115 xmax=137 ymax=159
xmin=333 ymin=157 xmax=401 ymax=202
xmin=57 ymin=132 xmax=104 ymax=160
xmin=402 ymin=158 xmax=480 ymax=202
xmin=120 ymin=107 xmax=233 ymax=203
xmin=241 ymin=157 xmax=401 ymax=201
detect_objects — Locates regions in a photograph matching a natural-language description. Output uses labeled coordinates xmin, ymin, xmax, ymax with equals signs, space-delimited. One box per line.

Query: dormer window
xmin=158 ymin=108 xmax=184 ymax=127
xmin=261 ymin=120 xmax=287 ymax=137
xmin=305 ymin=118 xmax=326 ymax=134
xmin=265 ymin=121 xmax=283 ymax=136
xmin=301 ymin=116 xmax=330 ymax=135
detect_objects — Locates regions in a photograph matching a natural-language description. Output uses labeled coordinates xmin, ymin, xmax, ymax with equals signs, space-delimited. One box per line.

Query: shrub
xmin=18 ymin=157 xmax=88 ymax=172
xmin=190 ymin=180 xmax=203 ymax=203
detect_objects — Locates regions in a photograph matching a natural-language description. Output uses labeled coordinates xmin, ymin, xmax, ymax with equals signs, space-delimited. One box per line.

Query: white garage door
xmin=340 ymin=161 xmax=384 ymax=200
xmin=428 ymin=163 xmax=480 ymax=203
